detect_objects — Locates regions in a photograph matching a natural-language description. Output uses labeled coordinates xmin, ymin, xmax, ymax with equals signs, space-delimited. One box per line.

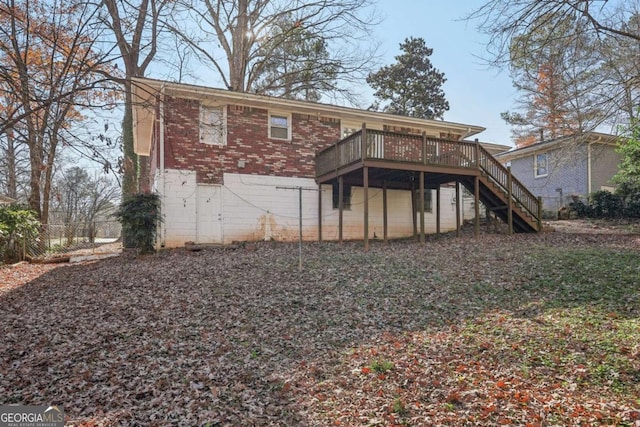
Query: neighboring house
xmin=474 ymin=140 xmax=511 ymax=156
xmin=132 ymin=78 xmax=539 ymax=248
xmin=495 ymin=132 xmax=621 ymax=213
xmin=0 ymin=195 xmax=16 ymax=206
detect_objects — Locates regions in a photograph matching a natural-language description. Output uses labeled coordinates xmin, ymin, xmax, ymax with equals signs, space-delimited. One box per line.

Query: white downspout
xmin=587 ymin=141 xmax=592 ymax=194
xmin=159 ymin=84 xmax=166 ymax=248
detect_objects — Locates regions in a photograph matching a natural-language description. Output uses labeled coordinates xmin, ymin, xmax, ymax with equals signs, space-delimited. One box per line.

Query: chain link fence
xmin=25 ymin=220 xmax=121 ymax=260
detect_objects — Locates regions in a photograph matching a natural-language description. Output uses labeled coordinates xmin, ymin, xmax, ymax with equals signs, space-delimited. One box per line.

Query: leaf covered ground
xmin=1 ymin=227 xmax=639 ymax=426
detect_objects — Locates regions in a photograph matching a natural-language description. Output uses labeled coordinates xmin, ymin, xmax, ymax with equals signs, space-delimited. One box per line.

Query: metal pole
xmin=363 ymin=166 xmax=369 ymax=251
xmin=298 ymin=186 xmax=302 ymax=271
xmin=455 ymin=181 xmax=461 ymax=237
xmin=507 ymin=166 xmax=513 ymax=235
xmin=419 ymin=172 xmax=425 ymax=243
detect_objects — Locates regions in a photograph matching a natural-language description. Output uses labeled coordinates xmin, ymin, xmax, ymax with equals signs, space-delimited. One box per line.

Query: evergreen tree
xmin=366 ymin=37 xmax=449 ymax=120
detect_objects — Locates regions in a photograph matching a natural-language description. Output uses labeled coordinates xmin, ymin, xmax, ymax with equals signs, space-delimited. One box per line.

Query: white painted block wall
xmin=157 ymin=170 xmax=474 ymax=247
xmin=160 ymin=169 xmax=197 ymax=247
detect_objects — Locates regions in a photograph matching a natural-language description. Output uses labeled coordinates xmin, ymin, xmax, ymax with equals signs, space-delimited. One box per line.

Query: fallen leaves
xmin=0 ymin=226 xmax=638 ymax=425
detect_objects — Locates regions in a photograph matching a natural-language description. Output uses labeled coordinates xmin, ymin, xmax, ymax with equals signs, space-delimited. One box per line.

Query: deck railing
xmin=477 ymin=145 xmax=540 ymax=219
xmin=316 ymin=129 xmax=481 ymax=176
xmin=316 ymin=129 xmax=542 ymax=230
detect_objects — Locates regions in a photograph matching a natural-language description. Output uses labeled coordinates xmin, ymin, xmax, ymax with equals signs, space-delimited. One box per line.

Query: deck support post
xmin=507 ymin=166 xmax=513 ymax=235
xmin=537 ymin=196 xmax=543 ymax=231
xmin=411 ymin=179 xmax=417 ymax=240
xmin=436 ymin=185 xmax=441 ymax=238
xmin=419 ymin=171 xmax=425 ymax=243
xmin=455 ymin=181 xmax=461 ymax=237
xmin=383 ymin=181 xmax=388 ymax=243
xmin=474 ymin=175 xmax=480 ymax=238
xmin=363 ymin=166 xmax=369 ymax=251
xmin=338 ymin=176 xmax=344 ymax=243
xmin=318 ymin=184 xmax=322 ymax=242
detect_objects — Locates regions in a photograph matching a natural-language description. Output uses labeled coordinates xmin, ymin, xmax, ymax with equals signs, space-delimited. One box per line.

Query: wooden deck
xmin=315 ymin=127 xmax=542 ymax=248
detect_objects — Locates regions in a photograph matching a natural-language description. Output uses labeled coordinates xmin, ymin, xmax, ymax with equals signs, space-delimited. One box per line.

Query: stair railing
xmin=477 ymin=145 xmax=541 ymax=227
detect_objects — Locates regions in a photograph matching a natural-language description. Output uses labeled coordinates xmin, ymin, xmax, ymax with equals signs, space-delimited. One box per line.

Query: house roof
xmin=0 ymin=195 xmax=16 ymax=204
xmin=474 ymin=140 xmax=512 ymax=156
xmin=131 ymin=77 xmax=486 ymax=156
xmin=494 ymin=132 xmax=619 ymax=163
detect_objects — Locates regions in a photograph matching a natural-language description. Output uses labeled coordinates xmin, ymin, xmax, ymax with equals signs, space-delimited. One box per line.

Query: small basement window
xmin=415 ymin=189 xmax=433 ymax=213
xmin=332 ymin=182 xmax=352 ymax=209
xmin=269 ymin=113 xmax=290 ymax=140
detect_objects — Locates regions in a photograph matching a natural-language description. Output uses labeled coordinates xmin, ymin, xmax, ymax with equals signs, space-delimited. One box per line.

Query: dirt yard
xmin=0 ymin=220 xmax=638 ymax=426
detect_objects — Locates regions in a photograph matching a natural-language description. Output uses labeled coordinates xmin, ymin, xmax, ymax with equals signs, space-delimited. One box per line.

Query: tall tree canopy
xmin=251 ymin=16 xmax=338 ymax=101
xmin=0 ymin=0 xmax=118 ymax=221
xmin=470 ymin=0 xmax=640 ymax=63
xmin=170 ymin=0 xmax=379 ymax=103
xmin=471 ymin=0 xmax=640 ymax=145
xmin=366 ymin=37 xmax=449 ymax=120
xmin=98 ymin=0 xmax=175 ymax=196
xmin=615 ymin=112 xmax=640 ymax=188
xmin=501 ymin=16 xmax=606 ymax=147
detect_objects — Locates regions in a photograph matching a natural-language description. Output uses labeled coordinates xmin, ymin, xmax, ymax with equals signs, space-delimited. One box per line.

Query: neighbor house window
xmin=269 ymin=113 xmax=290 ymax=140
xmin=535 ymin=153 xmax=548 ymax=177
xmin=332 ymin=182 xmax=352 ymax=209
xmin=200 ymin=105 xmax=226 ymax=145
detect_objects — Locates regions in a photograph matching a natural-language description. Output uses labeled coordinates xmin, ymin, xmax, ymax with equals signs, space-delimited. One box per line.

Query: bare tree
xmin=469 ymin=0 xmax=640 ymax=64
xmin=470 ymin=0 xmax=640 ymax=142
xmin=501 ymin=16 xmax=607 ymax=146
xmin=51 ymin=166 xmax=120 ymax=244
xmin=170 ymin=0 xmax=379 ymax=103
xmin=0 ymin=0 xmax=119 ymax=222
xmin=97 ymin=0 xmax=175 ymax=196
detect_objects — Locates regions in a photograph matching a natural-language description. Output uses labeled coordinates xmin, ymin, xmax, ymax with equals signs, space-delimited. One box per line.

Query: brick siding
xmin=158 ymin=96 xmax=341 ymax=185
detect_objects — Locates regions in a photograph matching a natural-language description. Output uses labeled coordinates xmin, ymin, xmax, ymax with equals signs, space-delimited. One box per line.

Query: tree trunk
xmin=41 ymin=133 xmax=58 ymax=226
xmin=229 ymin=0 xmax=249 ymax=91
xmin=122 ymin=83 xmax=138 ymax=197
xmin=5 ymin=127 xmax=17 ymax=199
xmin=27 ymin=137 xmax=42 ymax=219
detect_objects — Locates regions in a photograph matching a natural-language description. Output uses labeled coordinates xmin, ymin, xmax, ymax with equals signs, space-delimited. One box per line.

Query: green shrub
xmin=615 ymin=181 xmax=640 ymax=218
xmin=114 ymin=193 xmax=161 ymax=254
xmin=0 ymin=205 xmax=41 ymax=263
xmin=589 ymin=190 xmax=623 ymax=218
xmin=623 ymin=192 xmax=640 ymax=218
xmin=569 ymin=196 xmax=593 ymax=218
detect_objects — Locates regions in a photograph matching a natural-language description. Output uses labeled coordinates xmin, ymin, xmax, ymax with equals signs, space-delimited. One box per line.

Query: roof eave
xmin=131 ymin=77 xmax=486 ymax=151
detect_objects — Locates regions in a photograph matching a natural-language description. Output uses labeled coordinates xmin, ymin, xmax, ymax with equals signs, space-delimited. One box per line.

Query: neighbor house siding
xmin=510 ymin=145 xmax=589 ymax=211
xmin=589 ymin=144 xmax=621 ymax=192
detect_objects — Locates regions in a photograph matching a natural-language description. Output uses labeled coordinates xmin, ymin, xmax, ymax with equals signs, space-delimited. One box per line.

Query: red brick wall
xmin=161 ymin=96 xmax=341 ymax=184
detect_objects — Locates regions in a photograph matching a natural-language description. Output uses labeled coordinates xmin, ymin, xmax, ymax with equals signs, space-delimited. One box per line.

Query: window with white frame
xmin=269 ymin=113 xmax=290 ymax=140
xmin=200 ymin=104 xmax=226 ymax=145
xmin=535 ymin=153 xmax=548 ymax=177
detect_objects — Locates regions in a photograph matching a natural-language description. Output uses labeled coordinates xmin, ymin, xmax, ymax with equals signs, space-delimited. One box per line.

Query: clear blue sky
xmin=167 ymin=0 xmax=518 ymax=146
xmin=372 ymin=0 xmax=517 ymax=145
